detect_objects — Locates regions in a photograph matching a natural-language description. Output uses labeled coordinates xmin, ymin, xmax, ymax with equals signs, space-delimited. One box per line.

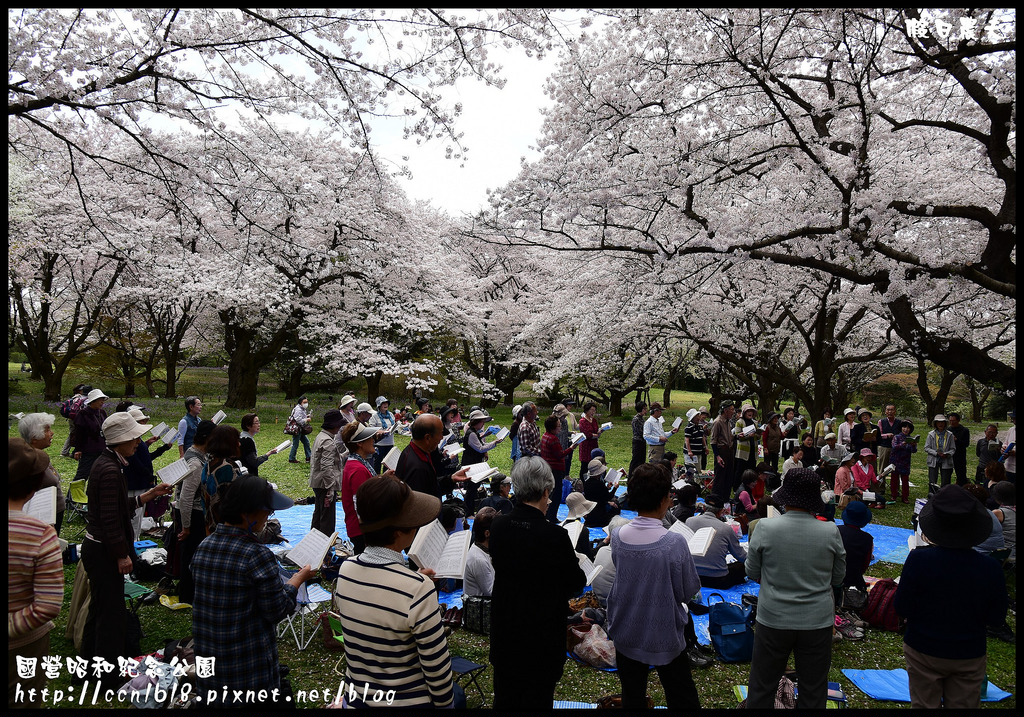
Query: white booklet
xmin=605 ymin=468 xmax=623 ymax=485
xmin=160 ymin=428 xmax=180 ymax=445
xmin=382 ymin=446 xmax=402 ymax=472
xmin=742 ymin=423 xmax=757 ymax=436
xmin=600 ymin=422 xmax=613 ymax=431
xmin=667 ymin=521 xmax=716 ymax=557
xmin=672 ymin=416 xmax=684 ymax=430
xmin=576 ymin=552 xmax=604 ymax=586
xmin=149 ymin=422 xmax=169 ymax=437
xmin=273 ymin=439 xmax=292 ymax=454
xmin=157 ymin=458 xmax=191 ymax=486
xmin=211 ymin=410 xmax=227 ymax=425
xmin=408 ymin=520 xmax=472 ymax=579
xmin=442 ymin=444 xmax=465 ymax=458
xmin=569 ymin=432 xmax=586 ymax=447
xmin=563 ymin=520 xmax=586 ymax=547
xmin=493 ymin=427 xmax=510 ymax=441
xmin=465 ymin=462 xmax=500 ymax=483
xmin=287 ymin=528 xmax=338 ymax=569
xmin=24 ymin=485 xmax=57 ymax=525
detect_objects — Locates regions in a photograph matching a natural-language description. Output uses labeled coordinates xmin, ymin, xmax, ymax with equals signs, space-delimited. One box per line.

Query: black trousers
xmin=617 ymin=648 xmax=700 ymax=710
xmin=311 ymin=488 xmax=337 ymax=537
xmin=493 ymin=662 xmax=563 ymax=710
xmin=81 ymin=540 xmax=128 ymax=686
xmin=746 ymin=623 xmax=833 ymax=709
xmin=698 ymin=562 xmax=748 ymax=589
xmin=629 ymin=439 xmax=647 ymax=477
xmin=952 ymin=453 xmax=968 ymax=485
xmin=713 ymin=453 xmax=734 ymax=502
xmin=176 ymin=508 xmax=206 ymax=604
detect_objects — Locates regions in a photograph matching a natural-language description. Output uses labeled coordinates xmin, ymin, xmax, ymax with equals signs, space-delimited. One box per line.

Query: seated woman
xmin=463 ymin=507 xmax=497 ymax=597
xmin=583 ymin=459 xmax=621 ymax=528
xmin=560 ymin=492 xmax=598 ymax=558
xmin=191 ymin=476 xmax=312 ymax=708
xmin=333 ymin=476 xmax=457 ymax=709
xmin=670 ymin=483 xmax=699 ymax=523
xmin=735 ymin=469 xmax=761 ymax=520
xmin=833 ymin=451 xmax=859 ymax=498
xmin=781 ymin=445 xmax=804 ymax=478
xmin=837 ymin=501 xmax=873 ymax=591
xmin=605 ymin=463 xmax=703 ymax=709
xmin=852 ymin=449 xmax=880 ymax=507
xmin=479 ymin=473 xmax=513 ymax=514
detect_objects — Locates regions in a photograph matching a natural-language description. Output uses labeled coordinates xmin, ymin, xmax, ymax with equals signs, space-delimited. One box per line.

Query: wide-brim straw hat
xmin=563 ymin=492 xmax=597 ymax=521
xmin=86 ymin=388 xmax=109 ymax=404
xmin=127 ymin=407 xmax=150 ymax=423
xmin=919 ymin=485 xmax=992 ymax=549
xmin=773 ymin=467 xmax=825 ymax=513
xmin=358 ymin=486 xmax=440 ymax=533
xmin=587 ymin=458 xmax=608 ymax=477
xmin=339 ymin=395 xmax=357 ymax=409
xmin=858 ymin=408 xmax=873 ymax=419
xmin=467 ymin=409 xmax=492 ymax=423
xmin=102 ymin=412 xmax=151 ymax=445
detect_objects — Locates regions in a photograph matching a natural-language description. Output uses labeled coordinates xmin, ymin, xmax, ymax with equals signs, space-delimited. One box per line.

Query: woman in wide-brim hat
xmin=893 ymin=485 xmax=1005 ymax=709
xmin=925 ymin=414 xmax=955 ymax=489
xmin=851 ymin=407 xmax=876 ymax=455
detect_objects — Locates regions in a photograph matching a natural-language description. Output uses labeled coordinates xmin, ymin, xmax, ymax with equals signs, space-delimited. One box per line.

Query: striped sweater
xmin=8 ymin=510 xmax=64 ymax=649
xmin=334 ymin=549 xmax=453 ymax=708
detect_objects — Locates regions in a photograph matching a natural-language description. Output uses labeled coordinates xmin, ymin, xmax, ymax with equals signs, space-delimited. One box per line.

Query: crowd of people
xmin=7 ymin=388 xmax=1017 ymax=709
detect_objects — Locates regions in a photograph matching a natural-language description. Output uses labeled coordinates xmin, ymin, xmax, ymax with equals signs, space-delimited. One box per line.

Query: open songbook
xmin=600 ymin=422 xmax=613 ymax=431
xmin=605 ymin=468 xmax=624 ymax=485
xmin=766 ymin=505 xmax=781 ymax=519
xmin=286 ymin=528 xmax=338 ymax=569
xmin=569 ymin=432 xmax=586 ymax=447
xmin=437 ymin=431 xmax=456 ymax=451
xmin=671 ymin=416 xmax=684 ymax=430
xmin=442 ymin=443 xmax=465 ymax=458
xmin=667 ymin=521 xmax=716 ymax=557
xmin=905 ymin=434 xmax=921 ymax=444
xmin=862 ymin=428 xmax=878 ymax=442
xmin=382 ymin=446 xmax=402 ymax=472
xmin=24 ymin=485 xmax=57 ymax=525
xmin=408 ymin=520 xmax=472 ymax=579
xmin=157 ymin=458 xmax=192 ymax=486
xmin=210 ymin=410 xmax=227 ymax=425
xmin=493 ymin=427 xmax=510 ymax=441
xmin=576 ymin=552 xmax=604 ymax=586
xmin=562 ymin=520 xmax=586 ymax=548
xmin=877 ymin=464 xmax=895 ymax=481
xmin=465 ymin=462 xmax=500 ymax=484
xmin=273 ymin=439 xmax=292 ymax=454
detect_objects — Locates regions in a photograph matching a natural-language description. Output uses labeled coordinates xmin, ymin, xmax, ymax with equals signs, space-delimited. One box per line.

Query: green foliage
xmin=861 ymin=379 xmax=924 ymax=421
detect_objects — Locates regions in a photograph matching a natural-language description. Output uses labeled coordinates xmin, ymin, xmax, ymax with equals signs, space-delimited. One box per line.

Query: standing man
xmin=177 ymin=396 xmax=203 ymax=458
xmin=976 ymin=424 xmax=1003 ymax=483
xmin=947 ymin=413 xmax=971 ymax=486
xmin=744 ymin=468 xmax=847 ymax=709
xmin=368 ymin=396 xmax=396 ymax=474
xmin=876 ymin=404 xmax=900 ymax=472
xmin=396 ymin=414 xmax=469 ymax=498
xmin=629 ymin=401 xmax=648 ymax=477
xmin=732 ymin=404 xmax=762 ymax=493
xmin=644 ymin=403 xmax=678 ymax=464
xmin=309 ymin=410 xmax=344 ymax=535
xmin=517 ymin=401 xmax=541 ymax=459
xmin=562 ymin=400 xmax=579 ymax=478
xmin=1004 ymin=410 xmax=1016 ymax=483
xmin=710 ymin=401 xmax=736 ymax=502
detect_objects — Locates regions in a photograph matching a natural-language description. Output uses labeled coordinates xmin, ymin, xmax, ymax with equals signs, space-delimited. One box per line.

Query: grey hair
xmin=18 ymin=413 xmax=57 ymax=443
xmin=521 ymin=401 xmax=537 ymax=416
xmin=510 ymin=456 xmax=554 ymax=504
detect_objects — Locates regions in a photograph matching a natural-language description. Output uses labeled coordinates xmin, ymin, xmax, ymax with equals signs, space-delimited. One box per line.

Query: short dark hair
xmin=544 ymin=414 xmax=559 ymax=432
xmin=948 ymin=411 xmax=961 ymax=420
xmin=10 ymin=469 xmax=45 ymax=502
xmin=206 ymin=425 xmax=241 ymax=461
xmin=115 ymin=400 xmax=134 ymax=413
xmin=240 ymin=413 xmax=258 ymax=432
xmin=193 ymin=420 xmax=217 ymax=447
xmin=185 ymin=395 xmax=201 ymax=411
xmin=674 ymin=483 xmax=698 ymax=507
xmin=472 ymin=507 xmax=497 ymax=544
xmin=755 ymin=496 xmax=775 ymax=519
xmin=627 ymin=463 xmax=671 ymax=512
xmin=664 ymin=451 xmax=677 ymax=462
xmin=740 ymin=469 xmax=759 ymax=488
xmin=635 ymin=401 xmax=647 ymax=413
xmin=582 ymin=401 xmax=597 ymax=413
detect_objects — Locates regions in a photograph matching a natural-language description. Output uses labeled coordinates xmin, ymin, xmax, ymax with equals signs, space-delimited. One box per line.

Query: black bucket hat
xmin=919 ymin=485 xmax=993 ymax=549
xmin=773 ymin=468 xmax=825 ymax=513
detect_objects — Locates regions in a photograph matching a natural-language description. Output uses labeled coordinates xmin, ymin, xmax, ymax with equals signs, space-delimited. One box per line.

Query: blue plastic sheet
xmin=842 ymin=668 xmax=1012 ymax=702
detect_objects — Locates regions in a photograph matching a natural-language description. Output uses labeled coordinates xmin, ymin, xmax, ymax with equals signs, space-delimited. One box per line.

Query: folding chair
xmin=65 ymin=480 xmax=89 ymax=539
xmin=324 ymin=611 xmax=346 ymax=676
xmin=277 ymin=574 xmax=330 ymax=651
xmin=451 ymin=655 xmax=488 ymax=708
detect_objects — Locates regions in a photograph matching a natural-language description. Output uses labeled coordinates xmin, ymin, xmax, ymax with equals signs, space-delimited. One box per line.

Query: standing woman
xmin=310 ymin=411 xmax=345 ymax=537
xmin=509 ymin=405 xmax=524 ymax=462
xmin=779 ymin=407 xmax=803 ymax=460
xmin=239 ymin=413 xmax=281 ymax=477
xmin=72 ymin=388 xmax=109 ymax=482
xmin=461 ymin=410 xmax=504 ymax=515
xmin=761 ymin=413 xmax=783 ymax=473
xmin=813 ymin=409 xmax=834 ymax=448
xmin=341 ymin=423 xmax=382 ymax=554
xmin=889 ymin=421 xmax=916 ymax=504
xmin=191 ymin=476 xmax=313 ymax=708
xmin=369 ymin=396 xmax=396 ymax=474
xmin=837 ymin=408 xmax=857 ymax=452
xmin=201 ymin=426 xmax=245 ymax=525
xmin=851 ymin=408 xmax=876 ymax=456
xmin=577 ymin=401 xmax=603 ymax=482
xmin=175 ymin=420 xmax=216 ymax=605
xmin=288 ymin=396 xmax=313 ymax=463
xmin=17 ymin=413 xmax=66 ymax=533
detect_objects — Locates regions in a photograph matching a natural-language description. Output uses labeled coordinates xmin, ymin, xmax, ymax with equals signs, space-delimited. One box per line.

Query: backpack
xmin=60 ymin=394 xmax=85 ymax=419
xmin=861 ymin=578 xmax=903 ymax=631
xmin=708 ymin=592 xmax=755 ymax=662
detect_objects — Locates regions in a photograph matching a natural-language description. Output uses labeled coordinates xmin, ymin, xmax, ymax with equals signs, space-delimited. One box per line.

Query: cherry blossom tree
xmin=475 ymin=8 xmax=1015 ymax=392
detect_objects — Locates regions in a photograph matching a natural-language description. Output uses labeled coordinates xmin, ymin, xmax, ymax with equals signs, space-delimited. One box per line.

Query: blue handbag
xmin=707 ymin=592 xmax=755 ymax=662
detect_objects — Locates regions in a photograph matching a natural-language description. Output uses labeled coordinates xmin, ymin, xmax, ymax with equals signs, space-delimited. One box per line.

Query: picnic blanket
xmin=842 ymin=668 xmax=1012 ymax=703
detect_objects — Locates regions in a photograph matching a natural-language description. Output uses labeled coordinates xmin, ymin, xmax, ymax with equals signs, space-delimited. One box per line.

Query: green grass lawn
xmin=7 ymin=366 xmax=1016 ymax=709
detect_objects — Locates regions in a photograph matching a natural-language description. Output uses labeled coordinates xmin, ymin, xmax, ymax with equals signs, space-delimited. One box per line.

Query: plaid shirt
xmin=518 ymin=418 xmax=541 ymax=457
xmin=192 ymin=524 xmax=298 ymax=696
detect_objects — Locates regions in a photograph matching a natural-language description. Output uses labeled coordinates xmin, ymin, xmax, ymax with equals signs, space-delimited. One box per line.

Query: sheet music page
xmin=494 ymin=427 xmax=510 ymax=441
xmin=688 ymin=527 xmax=716 ymax=556
xmin=383 ymin=446 xmax=402 ymax=471
xmin=434 ymin=530 xmax=472 ymax=579
xmin=274 ymin=440 xmax=292 ymax=453
xmin=465 ymin=462 xmax=493 ymax=480
xmin=408 ymin=520 xmax=448 ymax=571
xmin=24 ymin=486 xmax=57 ymax=525
xmin=287 ymin=528 xmax=334 ymax=568
xmin=161 ymin=428 xmax=179 ymax=444
xmin=577 ymin=552 xmax=604 ymax=585
xmin=211 ymin=410 xmax=227 ymax=425
xmin=669 ymin=520 xmax=695 ymax=540
xmin=563 ymin=520 xmax=585 ymax=546
xmin=672 ymin=416 xmax=684 ymax=430
xmin=157 ymin=458 xmax=191 ymax=485
xmin=150 ymin=422 xmax=168 ymax=438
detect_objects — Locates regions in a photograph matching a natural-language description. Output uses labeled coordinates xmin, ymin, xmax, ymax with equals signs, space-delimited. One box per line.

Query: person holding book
xmin=368 ymin=396 xmax=397 ymax=473
xmin=561 ymin=491 xmax=599 ymax=557
xmin=813 ymin=409 xmax=834 ymax=448
xmin=744 ymin=468 xmax=846 ymax=709
xmin=341 ymin=422 xmax=383 ymax=554
xmin=876 ymin=404 xmax=900 ymax=471
xmin=851 ymin=408 xmax=877 ymax=455
xmin=8 ymin=439 xmax=64 ymax=709
xmin=17 ymin=412 xmax=65 ymax=533
xmin=629 ymin=401 xmax=649 ymax=477
xmin=684 ymin=495 xmax=747 ymax=588
xmin=605 ymin=462 xmax=704 ymax=709
xmin=760 ymin=412 xmax=783 ymax=473
xmin=947 ymin=413 xmax=971 ymax=486
xmin=463 ymin=507 xmax=497 ymax=597
xmin=644 ymin=402 xmax=680 ymax=465
xmin=818 ymin=433 xmax=845 ymax=487
xmin=576 ymin=401 xmax=602 ymax=481
xmin=192 ymin=476 xmax=313 ymax=708
xmin=396 ymin=414 xmax=470 ymax=500
xmin=889 ymin=420 xmax=917 ymax=504
xmin=852 ymin=449 xmax=881 ymax=507
xmin=287 ymin=396 xmax=313 ymax=463
xmin=489 ymin=456 xmax=586 ymax=710
xmin=120 ymin=404 xmax=174 ymax=540
xmin=894 ymin=485 xmax=1006 ymax=709
xmin=239 ymin=413 xmax=282 ymax=477
xmin=975 ymin=424 xmax=1002 ymax=484
xmin=735 ymin=469 xmax=761 ymax=520
xmin=72 ymin=387 xmax=109 ymax=482
xmin=710 ymin=401 xmax=736 ymax=502
xmin=479 ymin=473 xmax=513 ymax=515
xmin=779 ymin=406 xmax=804 ymax=459
xmin=732 ymin=404 xmax=761 ymax=492
xmin=309 ymin=409 xmax=345 ymax=537
xmin=684 ymin=407 xmax=708 ymax=472
xmin=833 ymin=451 xmax=859 ymax=498
xmin=541 ymin=414 xmax=575 ymax=522
xmin=200 ymin=426 xmax=245 ymax=522
xmin=176 ymin=395 xmax=203 ymax=458
xmin=837 ymin=407 xmax=857 ymax=451
xmin=508 ymin=404 xmax=523 ymax=462
xmin=333 ymin=475 xmax=457 ymax=708
xmin=175 ymin=420 xmax=215 ymax=604
xmin=583 ymin=459 xmax=621 ymax=529
xmin=925 ymin=415 xmax=956 ymax=489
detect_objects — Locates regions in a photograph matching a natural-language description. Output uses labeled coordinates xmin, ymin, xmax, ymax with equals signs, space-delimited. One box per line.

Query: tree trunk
xmin=42 ymin=371 xmax=64 ymax=403
xmin=364 ymin=371 xmax=383 ymax=402
xmin=163 ymin=351 xmax=179 ymax=399
xmin=608 ymin=389 xmax=626 ymax=417
xmin=916 ymin=359 xmax=959 ymax=421
xmin=963 ymin=377 xmax=991 ymax=423
xmin=503 ymin=391 xmax=515 ymax=407
xmin=283 ymin=364 xmax=304 ymax=400
xmin=225 ymin=341 xmax=263 ymax=409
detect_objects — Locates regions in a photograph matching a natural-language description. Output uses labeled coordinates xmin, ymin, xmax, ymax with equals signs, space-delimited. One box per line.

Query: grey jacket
xmin=309 ymin=429 xmax=343 ymax=491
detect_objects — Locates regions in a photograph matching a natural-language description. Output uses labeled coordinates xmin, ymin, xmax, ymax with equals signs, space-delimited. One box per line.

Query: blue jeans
xmin=289 ymin=433 xmax=311 ymax=461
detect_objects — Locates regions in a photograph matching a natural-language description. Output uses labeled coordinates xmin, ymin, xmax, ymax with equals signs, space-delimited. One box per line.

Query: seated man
xmin=684 ymin=495 xmax=747 ymax=588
